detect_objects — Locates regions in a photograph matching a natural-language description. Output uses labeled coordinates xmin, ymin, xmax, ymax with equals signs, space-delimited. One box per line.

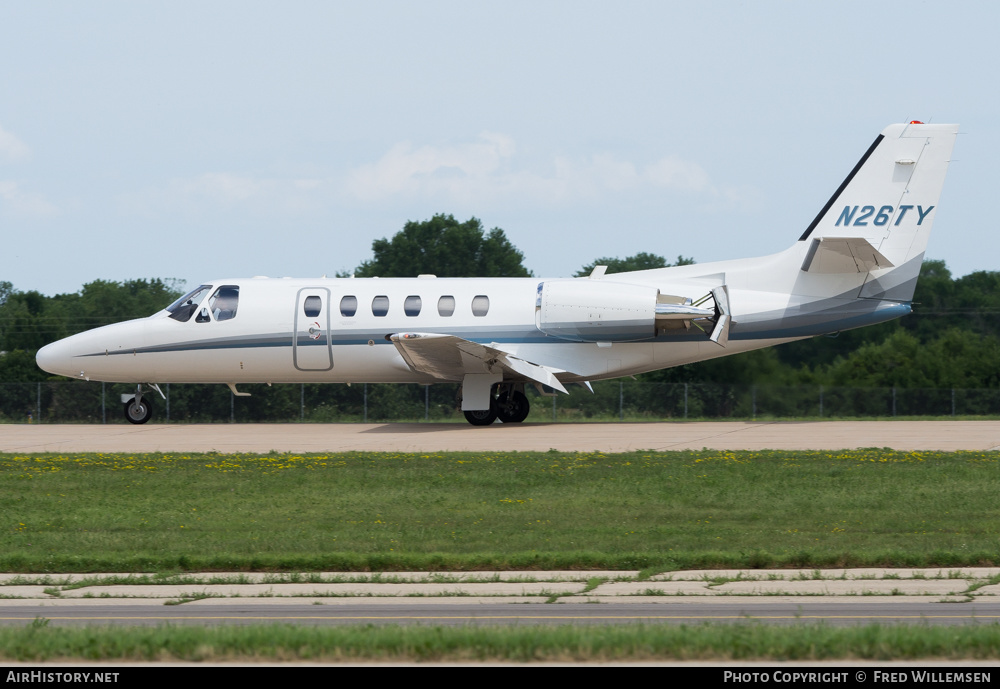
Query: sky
xmin=1 ymin=1 xmax=997 ymax=297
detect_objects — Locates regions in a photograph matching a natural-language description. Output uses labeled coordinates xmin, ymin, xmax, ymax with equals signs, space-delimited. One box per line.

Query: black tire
xmin=497 ymin=390 xmax=530 ymax=423
xmin=124 ymin=397 xmax=152 ymax=424
xmin=463 ymin=406 xmax=497 ymax=426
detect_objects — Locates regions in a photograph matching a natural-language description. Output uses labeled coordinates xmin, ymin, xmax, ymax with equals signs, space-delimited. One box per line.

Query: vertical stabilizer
xmin=798 ymin=122 xmax=958 ymax=300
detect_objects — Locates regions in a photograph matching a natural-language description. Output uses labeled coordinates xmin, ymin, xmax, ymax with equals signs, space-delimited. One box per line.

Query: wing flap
xmin=389 ymin=332 xmax=466 ymax=379
xmin=390 ymin=332 xmax=569 ymax=393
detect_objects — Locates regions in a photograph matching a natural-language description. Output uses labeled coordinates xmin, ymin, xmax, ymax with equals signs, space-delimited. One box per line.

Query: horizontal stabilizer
xmin=390 ymin=332 xmax=569 ymax=393
xmin=800 ymin=237 xmax=895 ymax=274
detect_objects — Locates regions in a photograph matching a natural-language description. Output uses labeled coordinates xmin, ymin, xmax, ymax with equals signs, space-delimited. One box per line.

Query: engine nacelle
xmin=535 ymin=280 xmax=661 ymax=342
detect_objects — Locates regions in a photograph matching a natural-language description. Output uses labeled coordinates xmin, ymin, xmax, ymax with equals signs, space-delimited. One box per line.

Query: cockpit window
xmin=167 ymin=285 xmax=213 ymax=323
xmin=209 ymin=286 xmax=240 ymax=321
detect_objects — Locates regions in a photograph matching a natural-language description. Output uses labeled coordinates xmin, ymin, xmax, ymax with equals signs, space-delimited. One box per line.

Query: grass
xmin=3 ymin=448 xmax=999 ymax=663
xmin=3 ymin=622 xmax=1000 ymax=662
xmin=1 ymin=449 xmax=999 ymax=572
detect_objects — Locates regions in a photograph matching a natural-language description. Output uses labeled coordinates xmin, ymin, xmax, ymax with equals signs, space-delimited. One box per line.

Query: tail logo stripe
xmin=798 ymin=134 xmax=885 ymax=241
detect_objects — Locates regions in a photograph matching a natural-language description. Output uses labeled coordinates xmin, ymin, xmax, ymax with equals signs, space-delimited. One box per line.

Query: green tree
xmin=575 ymin=253 xmax=694 ymax=277
xmin=75 ymin=279 xmax=185 ymax=328
xmin=644 ymin=347 xmax=799 ymax=386
xmin=0 ymin=281 xmax=12 ymax=307
xmin=822 ymin=330 xmax=936 ymax=388
xmin=822 ymin=328 xmax=1000 ymax=390
xmin=0 ymin=278 xmax=184 ymax=369
xmin=0 ymin=350 xmax=47 ymax=383
xmin=353 ymin=214 xmax=531 ymax=278
xmin=0 ymin=290 xmax=52 ymax=352
xmin=907 ymin=262 xmax=1000 ymax=342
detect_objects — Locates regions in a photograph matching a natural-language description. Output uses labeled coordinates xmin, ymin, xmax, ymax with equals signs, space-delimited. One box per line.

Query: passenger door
xmin=293 ymin=288 xmax=333 ymax=371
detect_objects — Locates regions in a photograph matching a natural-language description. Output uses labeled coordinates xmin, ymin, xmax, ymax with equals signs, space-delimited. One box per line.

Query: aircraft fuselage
xmin=35 ymin=122 xmax=959 ymax=425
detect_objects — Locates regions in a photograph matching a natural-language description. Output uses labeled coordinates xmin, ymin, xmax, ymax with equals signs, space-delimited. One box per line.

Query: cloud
xmin=345 ymin=132 xmax=721 ymax=205
xmin=346 ymin=132 xmax=517 ymax=201
xmin=644 ymin=156 xmax=711 ymax=192
xmin=178 ymin=173 xmax=273 ymax=203
xmin=0 ymin=181 xmax=57 ymax=216
xmin=0 ymin=125 xmax=31 ymax=163
xmin=120 ymin=172 xmax=328 ymax=217
xmin=116 ymin=134 xmax=752 ymax=220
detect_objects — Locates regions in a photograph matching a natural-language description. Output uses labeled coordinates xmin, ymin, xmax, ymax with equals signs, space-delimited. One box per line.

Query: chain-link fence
xmin=2 ymin=381 xmax=998 ymax=424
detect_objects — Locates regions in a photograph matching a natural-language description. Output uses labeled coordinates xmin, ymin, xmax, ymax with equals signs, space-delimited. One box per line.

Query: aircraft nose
xmin=36 ymin=339 xmax=76 ymax=377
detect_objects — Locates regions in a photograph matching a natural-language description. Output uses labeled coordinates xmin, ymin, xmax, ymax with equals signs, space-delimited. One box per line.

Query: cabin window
xmin=472 ymin=295 xmax=490 ymax=317
xmin=372 ymin=295 xmax=389 ymax=317
xmin=209 ymin=285 xmax=240 ymax=322
xmin=167 ymin=285 xmax=212 ymax=323
xmin=437 ymin=295 xmax=455 ymax=317
xmin=404 ymin=295 xmax=421 ymax=317
xmin=303 ymin=296 xmax=322 ymax=317
xmin=340 ymin=295 xmax=357 ymax=317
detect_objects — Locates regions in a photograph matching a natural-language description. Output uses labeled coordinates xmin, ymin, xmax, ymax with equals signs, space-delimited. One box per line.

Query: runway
xmin=3 ymin=420 xmax=1000 ymax=453
xmin=4 ymin=601 xmax=1000 ymax=628
xmin=2 ymin=569 xmax=999 ymax=628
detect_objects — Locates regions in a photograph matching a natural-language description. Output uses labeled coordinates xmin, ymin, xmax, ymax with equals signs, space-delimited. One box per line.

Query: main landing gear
xmin=462 ymin=383 xmax=530 ymax=426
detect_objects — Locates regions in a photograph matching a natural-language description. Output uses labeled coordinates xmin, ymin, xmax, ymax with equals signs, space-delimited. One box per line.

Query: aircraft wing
xmin=389 ymin=332 xmax=569 ymax=393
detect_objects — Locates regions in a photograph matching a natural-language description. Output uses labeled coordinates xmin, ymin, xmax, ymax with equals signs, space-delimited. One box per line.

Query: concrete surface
xmin=2 ymin=420 xmax=999 ymax=453
xmin=0 ymin=569 xmax=995 ymax=605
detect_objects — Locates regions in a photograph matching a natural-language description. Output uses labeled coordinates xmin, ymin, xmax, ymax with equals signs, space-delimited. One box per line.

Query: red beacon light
xmin=910 ymin=120 xmax=924 ymax=124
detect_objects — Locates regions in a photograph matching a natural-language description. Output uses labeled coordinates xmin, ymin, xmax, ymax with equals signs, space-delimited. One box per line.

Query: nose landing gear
xmin=122 ymin=384 xmax=163 ymax=424
xmin=124 ymin=396 xmax=152 ymax=424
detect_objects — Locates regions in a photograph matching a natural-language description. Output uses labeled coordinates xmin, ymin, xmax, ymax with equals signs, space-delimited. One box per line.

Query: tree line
xmin=2 ymin=213 xmax=998 ymax=393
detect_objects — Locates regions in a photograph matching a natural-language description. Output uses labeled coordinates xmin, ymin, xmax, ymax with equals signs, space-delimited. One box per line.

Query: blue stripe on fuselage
xmin=72 ymin=302 xmax=910 ymax=358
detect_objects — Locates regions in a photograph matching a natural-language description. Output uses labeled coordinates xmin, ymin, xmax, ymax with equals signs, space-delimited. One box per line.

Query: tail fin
xmin=798 ymin=122 xmax=958 ymax=301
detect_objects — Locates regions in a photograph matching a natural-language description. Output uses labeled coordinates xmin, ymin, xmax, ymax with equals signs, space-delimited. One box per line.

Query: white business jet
xmin=36 ymin=122 xmax=958 ymax=426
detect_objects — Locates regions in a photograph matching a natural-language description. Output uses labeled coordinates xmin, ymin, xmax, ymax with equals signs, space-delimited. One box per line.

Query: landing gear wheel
xmin=124 ymin=397 xmax=152 ymax=424
xmin=463 ymin=404 xmax=498 ymax=426
xmin=497 ymin=390 xmax=530 ymax=423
